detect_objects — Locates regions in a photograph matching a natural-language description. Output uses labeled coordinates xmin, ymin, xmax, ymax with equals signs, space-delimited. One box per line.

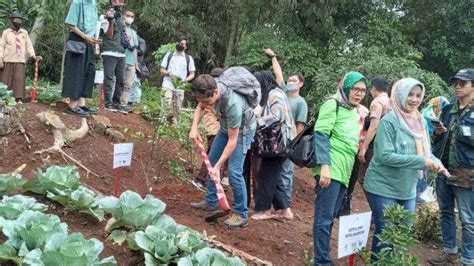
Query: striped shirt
xmin=258 ymin=88 xmax=296 ymax=142
xmin=0 ymin=28 xmax=35 ymax=63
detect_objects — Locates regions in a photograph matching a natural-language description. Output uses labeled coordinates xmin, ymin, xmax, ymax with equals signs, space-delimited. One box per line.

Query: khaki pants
xmin=162 ymin=88 xmax=184 ymax=122
xmin=121 ymin=64 xmax=136 ymax=105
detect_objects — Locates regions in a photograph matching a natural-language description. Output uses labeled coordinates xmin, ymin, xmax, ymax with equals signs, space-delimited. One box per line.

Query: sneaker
xmin=190 ymin=201 xmax=218 ymax=211
xmin=105 ymin=104 xmax=118 ymax=112
xmin=192 ymin=178 xmax=207 ymax=192
xmin=67 ymin=106 xmax=90 ymax=117
xmin=117 ymin=104 xmax=132 ymax=114
xmin=79 ymin=105 xmax=98 ymax=114
xmin=224 ymin=214 xmax=248 ymax=228
xmin=428 ymin=252 xmax=459 ymax=265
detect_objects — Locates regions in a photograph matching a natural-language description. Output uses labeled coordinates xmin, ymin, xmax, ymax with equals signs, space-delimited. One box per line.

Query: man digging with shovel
xmin=189 ymin=69 xmax=260 ymax=228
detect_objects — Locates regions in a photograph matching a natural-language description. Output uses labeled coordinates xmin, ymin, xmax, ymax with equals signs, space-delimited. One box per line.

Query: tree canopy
xmin=1 ymin=0 xmax=472 ymax=110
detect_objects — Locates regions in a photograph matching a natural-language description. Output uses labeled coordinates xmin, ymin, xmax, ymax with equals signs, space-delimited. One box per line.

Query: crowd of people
xmin=188 ymin=58 xmax=473 ymax=265
xmin=0 ymin=0 xmax=472 ymax=265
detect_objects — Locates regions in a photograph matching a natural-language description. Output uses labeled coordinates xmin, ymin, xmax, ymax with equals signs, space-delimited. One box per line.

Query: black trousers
xmin=62 ymin=33 xmax=95 ymax=100
xmin=255 ymin=157 xmax=288 ymax=211
xmin=103 ymin=55 xmax=125 ymax=106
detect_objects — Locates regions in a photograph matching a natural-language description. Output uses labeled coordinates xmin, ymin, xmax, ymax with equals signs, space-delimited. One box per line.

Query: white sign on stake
xmin=94 ymin=70 xmax=104 ymax=84
xmin=338 ymin=211 xmax=372 ymax=258
xmin=113 ymin=143 xmax=134 ymax=169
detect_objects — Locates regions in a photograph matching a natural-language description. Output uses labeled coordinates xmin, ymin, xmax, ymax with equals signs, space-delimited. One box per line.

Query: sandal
xmin=67 ymin=106 xmax=90 ymax=117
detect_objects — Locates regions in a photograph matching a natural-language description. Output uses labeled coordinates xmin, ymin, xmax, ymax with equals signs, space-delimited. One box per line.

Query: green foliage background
xmin=1 ymin=0 xmax=472 ymax=111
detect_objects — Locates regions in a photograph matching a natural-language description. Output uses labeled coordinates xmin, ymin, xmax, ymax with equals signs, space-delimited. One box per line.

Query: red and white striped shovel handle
xmin=194 ymin=138 xmax=231 ymax=210
xmin=30 ymin=59 xmax=39 ymax=102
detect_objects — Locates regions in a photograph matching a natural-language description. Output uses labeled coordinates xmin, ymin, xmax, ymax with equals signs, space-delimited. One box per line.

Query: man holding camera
xmin=100 ymin=0 xmax=131 ymax=113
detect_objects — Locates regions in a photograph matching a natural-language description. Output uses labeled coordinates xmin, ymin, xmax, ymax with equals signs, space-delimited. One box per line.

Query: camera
xmin=106 ymin=6 xmax=122 ymax=20
xmin=113 ymin=5 xmax=122 ymax=18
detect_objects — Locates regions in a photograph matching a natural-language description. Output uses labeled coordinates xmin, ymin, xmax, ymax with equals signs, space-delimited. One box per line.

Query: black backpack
xmin=286 ymin=99 xmax=340 ymax=168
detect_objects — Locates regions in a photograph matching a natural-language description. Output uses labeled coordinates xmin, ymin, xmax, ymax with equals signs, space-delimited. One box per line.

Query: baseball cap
xmin=450 ymin=68 xmax=474 ymax=81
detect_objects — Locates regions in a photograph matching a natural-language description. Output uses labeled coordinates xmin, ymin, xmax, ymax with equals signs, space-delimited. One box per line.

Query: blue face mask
xmin=287 ymin=82 xmax=298 ymax=91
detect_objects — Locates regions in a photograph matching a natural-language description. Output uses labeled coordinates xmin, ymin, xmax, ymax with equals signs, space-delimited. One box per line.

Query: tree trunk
xmin=60 ymin=29 xmax=67 ymax=88
xmin=28 ymin=0 xmax=48 ymax=46
xmin=223 ymin=2 xmax=239 ymax=69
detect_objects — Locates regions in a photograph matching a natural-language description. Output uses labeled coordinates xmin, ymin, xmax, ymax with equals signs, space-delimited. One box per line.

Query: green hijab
xmin=337 ymin=71 xmax=368 ymax=107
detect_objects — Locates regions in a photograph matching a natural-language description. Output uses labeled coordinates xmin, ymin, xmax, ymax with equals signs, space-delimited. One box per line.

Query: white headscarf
xmin=390 ymin=78 xmax=431 ymax=160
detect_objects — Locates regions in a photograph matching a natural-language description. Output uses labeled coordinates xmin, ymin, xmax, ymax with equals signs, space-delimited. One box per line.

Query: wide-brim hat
xmin=9 ymin=11 xmax=26 ymax=20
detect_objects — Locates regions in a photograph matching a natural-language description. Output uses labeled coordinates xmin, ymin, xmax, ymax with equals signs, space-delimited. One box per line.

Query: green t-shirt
xmin=214 ymin=84 xmax=255 ymax=132
xmin=288 ymin=95 xmax=308 ymax=124
xmin=363 ymin=110 xmax=428 ymax=200
xmin=125 ymin=27 xmax=138 ymax=66
xmin=312 ymin=99 xmax=360 ymax=186
xmin=64 ymin=0 xmax=98 ymax=37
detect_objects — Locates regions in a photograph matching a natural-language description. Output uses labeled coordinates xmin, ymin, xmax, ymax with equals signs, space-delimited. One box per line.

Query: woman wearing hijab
xmin=363 ymin=78 xmax=450 ymax=256
xmin=312 ymin=71 xmax=368 ymax=265
xmin=251 ymin=70 xmax=296 ymax=221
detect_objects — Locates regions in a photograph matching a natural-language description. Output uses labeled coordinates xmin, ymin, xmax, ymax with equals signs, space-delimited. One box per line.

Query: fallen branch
xmin=203 ymin=237 xmax=272 ymax=265
xmin=34 ymin=148 xmax=99 ymax=178
xmin=59 ymin=149 xmax=100 ymax=178
xmin=17 ymin=123 xmax=31 ymax=148
xmin=12 ymin=164 xmax=27 ymax=175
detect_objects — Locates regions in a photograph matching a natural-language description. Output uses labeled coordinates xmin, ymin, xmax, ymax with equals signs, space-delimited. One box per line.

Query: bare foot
xmin=274 ymin=208 xmax=294 ymax=220
xmin=251 ymin=211 xmax=273 ymax=220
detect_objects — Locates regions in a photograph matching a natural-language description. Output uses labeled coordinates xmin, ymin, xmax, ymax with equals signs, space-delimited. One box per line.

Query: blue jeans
xmin=367 ymin=192 xmax=416 ymax=256
xmin=313 ymin=177 xmax=347 ymax=266
xmin=205 ymin=128 xmax=255 ymax=218
xmin=436 ymin=174 xmax=474 ymax=264
xmin=280 ymin=159 xmax=294 ymax=205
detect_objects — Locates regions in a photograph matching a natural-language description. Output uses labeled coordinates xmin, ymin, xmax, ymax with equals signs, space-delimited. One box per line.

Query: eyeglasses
xmin=351 ymin=87 xmax=367 ymax=94
xmin=452 ymin=80 xmax=469 ymax=88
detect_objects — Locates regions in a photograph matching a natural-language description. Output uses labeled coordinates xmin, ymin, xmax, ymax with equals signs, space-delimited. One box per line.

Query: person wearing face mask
xmin=311 ymin=71 xmax=368 ymax=265
xmin=0 ymin=11 xmax=41 ymax=103
xmin=363 ymin=78 xmax=450 ymax=259
xmin=100 ymin=0 xmax=132 ymax=114
xmin=263 ymin=48 xmax=308 ymax=209
xmin=121 ymin=9 xmax=138 ymax=107
xmin=160 ymin=36 xmax=196 ymax=123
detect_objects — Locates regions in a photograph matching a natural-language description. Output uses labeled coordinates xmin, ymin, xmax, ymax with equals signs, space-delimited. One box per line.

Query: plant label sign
xmin=338 ymin=211 xmax=372 ymax=258
xmin=113 ymin=143 xmax=133 ymax=169
xmin=94 ymin=70 xmax=104 ymax=84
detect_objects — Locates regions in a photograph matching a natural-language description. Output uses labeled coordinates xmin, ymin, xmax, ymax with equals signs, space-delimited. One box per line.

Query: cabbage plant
xmin=0 ymin=195 xmax=47 ymax=220
xmin=0 ymin=210 xmax=116 ymax=265
xmin=0 ymin=173 xmax=25 ymax=196
xmin=97 ymin=190 xmax=166 ymax=231
xmin=23 ymin=165 xmax=80 ymax=195
xmin=23 ymin=166 xmax=104 ymax=221
xmin=47 ymin=186 xmax=105 ymax=221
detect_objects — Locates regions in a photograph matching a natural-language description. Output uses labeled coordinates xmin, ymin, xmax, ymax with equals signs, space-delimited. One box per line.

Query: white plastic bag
xmin=419 ymin=186 xmax=437 ymax=203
